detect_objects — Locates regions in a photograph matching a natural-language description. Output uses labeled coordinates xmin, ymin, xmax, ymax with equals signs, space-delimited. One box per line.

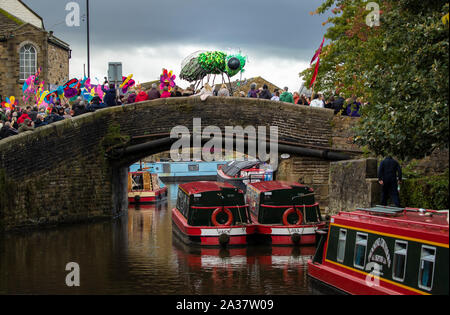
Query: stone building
xmin=0 ymin=0 xmax=71 ymax=104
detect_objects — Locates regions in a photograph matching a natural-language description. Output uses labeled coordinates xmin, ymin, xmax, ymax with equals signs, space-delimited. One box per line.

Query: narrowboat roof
xmin=334 ymin=208 xmax=449 ymax=245
xmin=179 ymin=181 xmax=240 ymax=195
xmin=221 ymin=160 xmax=261 ymax=176
xmin=248 ymin=181 xmax=308 ymax=193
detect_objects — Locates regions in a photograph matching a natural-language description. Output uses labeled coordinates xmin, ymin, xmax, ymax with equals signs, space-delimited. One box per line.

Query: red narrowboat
xmin=308 ymin=206 xmax=449 ymax=295
xmin=172 ymin=181 xmax=257 ymax=247
xmin=246 ymin=181 xmax=326 ymax=245
xmin=128 ymin=172 xmax=168 ymax=203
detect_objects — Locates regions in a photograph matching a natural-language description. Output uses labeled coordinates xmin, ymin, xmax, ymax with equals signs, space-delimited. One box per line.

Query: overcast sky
xmin=23 ymin=0 xmax=330 ymax=91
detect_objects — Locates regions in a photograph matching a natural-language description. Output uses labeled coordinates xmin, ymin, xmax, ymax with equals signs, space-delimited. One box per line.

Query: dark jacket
xmin=0 ymin=125 xmax=18 ymax=139
xmin=259 ymin=89 xmax=272 ymax=100
xmin=102 ymin=86 xmax=117 ymax=107
xmin=148 ymin=88 xmax=161 ymax=100
xmin=332 ymin=97 xmax=345 ymax=114
xmin=378 ymin=157 xmax=402 ymax=184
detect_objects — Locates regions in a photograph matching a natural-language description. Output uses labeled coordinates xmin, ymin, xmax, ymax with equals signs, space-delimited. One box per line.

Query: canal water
xmin=0 ymin=183 xmax=326 ymax=295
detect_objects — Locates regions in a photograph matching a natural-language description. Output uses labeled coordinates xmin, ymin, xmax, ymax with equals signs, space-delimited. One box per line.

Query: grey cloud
xmin=23 ymin=0 xmax=330 ymax=61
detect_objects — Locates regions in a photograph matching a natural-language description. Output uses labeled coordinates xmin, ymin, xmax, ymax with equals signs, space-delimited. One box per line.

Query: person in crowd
xmin=325 ymin=96 xmax=334 ymax=109
xmin=194 ymin=83 xmax=213 ymax=101
xmin=34 ymin=114 xmax=48 ymax=128
xmin=0 ymin=121 xmax=18 ymax=139
xmin=239 ymin=91 xmax=246 ymax=97
xmin=127 ymin=91 xmax=137 ymax=104
xmin=332 ymin=94 xmax=345 ymax=114
xmin=378 ymin=156 xmax=402 ymax=207
xmin=102 ymin=82 xmax=117 ymax=107
xmin=17 ymin=110 xmax=31 ymax=125
xmin=182 ymin=87 xmax=194 ymax=96
xmin=346 ymin=97 xmax=361 ymax=117
xmin=310 ymin=93 xmax=325 ymax=108
xmin=135 ymin=89 xmax=149 ymax=102
xmin=271 ymin=91 xmax=280 ymax=101
xmin=63 ymin=108 xmax=72 ymax=119
xmin=293 ymin=92 xmax=300 ymax=105
xmin=160 ymin=86 xmax=172 ymax=98
xmin=248 ymin=83 xmax=259 ymax=98
xmin=148 ymin=83 xmax=161 ymax=100
xmin=171 ymin=86 xmax=183 ymax=97
xmin=18 ymin=118 xmax=34 ymax=133
xmin=73 ymin=100 xmax=87 ymax=116
xmin=298 ymin=94 xmax=309 ymax=105
xmin=279 ymin=87 xmax=294 ymax=103
xmin=258 ymin=84 xmax=272 ymax=100
xmin=217 ymin=84 xmax=230 ymax=97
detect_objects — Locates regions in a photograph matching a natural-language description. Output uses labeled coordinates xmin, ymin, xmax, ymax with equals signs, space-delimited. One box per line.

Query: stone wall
xmin=331 ymin=115 xmax=362 ymax=152
xmin=0 ymin=97 xmax=347 ymax=231
xmin=328 ymin=158 xmax=380 ymax=214
xmin=47 ymin=41 xmax=69 ymax=86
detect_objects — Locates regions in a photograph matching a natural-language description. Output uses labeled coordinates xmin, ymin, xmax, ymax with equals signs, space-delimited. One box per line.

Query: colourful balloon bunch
xmin=120 ymin=74 xmax=135 ymax=93
xmin=160 ymin=69 xmax=176 ymax=92
xmin=1 ymin=96 xmax=18 ymax=110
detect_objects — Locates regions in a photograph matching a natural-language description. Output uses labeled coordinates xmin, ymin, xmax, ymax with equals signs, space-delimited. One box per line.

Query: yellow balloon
xmin=119 ymin=74 xmax=133 ymax=88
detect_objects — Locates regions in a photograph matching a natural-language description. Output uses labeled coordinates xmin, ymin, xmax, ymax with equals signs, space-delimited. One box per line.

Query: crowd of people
xmin=0 ymin=81 xmax=362 ymax=140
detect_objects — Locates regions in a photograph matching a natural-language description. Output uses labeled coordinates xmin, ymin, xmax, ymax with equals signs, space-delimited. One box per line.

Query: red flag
xmin=310 ymin=37 xmax=325 ymax=65
xmin=309 ymin=58 xmax=320 ymax=89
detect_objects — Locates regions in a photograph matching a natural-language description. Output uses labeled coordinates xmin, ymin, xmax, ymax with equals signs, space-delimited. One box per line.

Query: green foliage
xmin=302 ymin=0 xmax=449 ymax=160
xmin=400 ymin=170 xmax=449 ymax=210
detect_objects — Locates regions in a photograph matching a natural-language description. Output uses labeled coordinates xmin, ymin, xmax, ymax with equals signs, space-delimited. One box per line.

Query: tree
xmin=301 ymin=0 xmax=449 ymax=160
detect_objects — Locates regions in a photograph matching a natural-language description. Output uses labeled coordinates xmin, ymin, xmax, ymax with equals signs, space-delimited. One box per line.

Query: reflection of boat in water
xmin=246 ymin=181 xmax=326 ymax=245
xmin=217 ymin=160 xmax=273 ymax=192
xmin=128 ymin=172 xmax=168 ymax=204
xmin=308 ymin=206 xmax=449 ymax=295
xmin=172 ymin=181 xmax=257 ymax=247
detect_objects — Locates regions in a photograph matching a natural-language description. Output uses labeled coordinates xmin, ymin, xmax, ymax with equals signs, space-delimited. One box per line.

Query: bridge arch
xmin=0 ymin=97 xmax=354 ymax=231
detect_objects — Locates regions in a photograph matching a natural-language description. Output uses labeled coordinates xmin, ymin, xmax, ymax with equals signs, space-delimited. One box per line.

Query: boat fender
xmin=212 ymin=207 xmax=233 ymax=226
xmin=135 ymin=195 xmax=141 ymax=203
xmin=282 ymin=208 xmax=303 ymax=226
xmin=291 ymin=233 xmax=301 ymax=244
xmin=219 ymin=233 xmax=230 ymax=247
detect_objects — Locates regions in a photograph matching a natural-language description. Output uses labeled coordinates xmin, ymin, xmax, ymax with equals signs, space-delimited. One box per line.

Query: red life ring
xmin=282 ymin=208 xmax=303 ymax=226
xmin=211 ymin=207 xmax=233 ymax=226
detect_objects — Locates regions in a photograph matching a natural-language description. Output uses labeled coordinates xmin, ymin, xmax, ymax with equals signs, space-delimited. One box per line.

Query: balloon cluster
xmin=1 ymin=96 xmax=18 ymax=110
xmin=19 ymin=71 xmax=135 ymax=110
xmin=159 ymin=69 xmax=176 ymax=92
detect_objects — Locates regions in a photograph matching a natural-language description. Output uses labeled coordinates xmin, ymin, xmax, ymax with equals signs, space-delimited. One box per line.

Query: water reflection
xmin=0 ymin=182 xmax=324 ymax=295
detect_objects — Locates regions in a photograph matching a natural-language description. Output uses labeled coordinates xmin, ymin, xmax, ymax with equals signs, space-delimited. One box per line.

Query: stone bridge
xmin=0 ymin=97 xmax=361 ymax=231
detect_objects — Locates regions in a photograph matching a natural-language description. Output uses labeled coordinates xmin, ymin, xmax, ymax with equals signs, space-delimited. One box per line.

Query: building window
xmin=19 ymin=44 xmax=37 ymax=80
xmin=392 ymin=240 xmax=408 ymax=282
xmin=353 ymin=232 xmax=368 ymax=269
xmin=337 ymin=229 xmax=347 ymax=263
xmin=418 ymin=246 xmax=436 ymax=291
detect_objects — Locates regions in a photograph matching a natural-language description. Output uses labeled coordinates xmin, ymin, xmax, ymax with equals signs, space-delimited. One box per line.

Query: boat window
xmin=337 ymin=229 xmax=347 ymax=263
xmin=353 ymin=233 xmax=368 ymax=269
xmin=188 ymin=164 xmax=199 ymax=172
xmin=177 ymin=189 xmax=189 ymax=217
xmin=418 ymin=246 xmax=436 ymax=291
xmin=131 ymin=174 xmax=143 ymax=190
xmin=392 ymin=241 xmax=408 ymax=282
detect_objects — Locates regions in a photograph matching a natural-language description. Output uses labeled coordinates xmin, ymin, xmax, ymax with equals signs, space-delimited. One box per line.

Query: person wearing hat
xmin=18 ymin=118 xmax=34 ymax=133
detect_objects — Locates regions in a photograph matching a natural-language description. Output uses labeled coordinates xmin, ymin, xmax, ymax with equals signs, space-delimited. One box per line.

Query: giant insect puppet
xmin=180 ymin=51 xmax=246 ymax=93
